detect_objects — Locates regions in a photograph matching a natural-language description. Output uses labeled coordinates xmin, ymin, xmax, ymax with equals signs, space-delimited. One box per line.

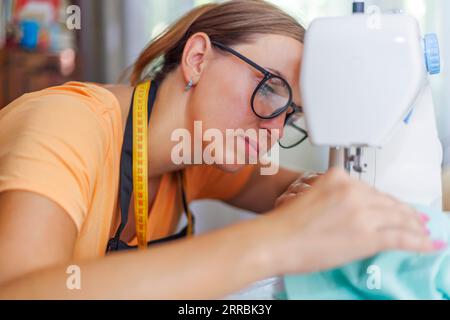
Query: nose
xmin=260 ymin=115 xmax=285 ymax=140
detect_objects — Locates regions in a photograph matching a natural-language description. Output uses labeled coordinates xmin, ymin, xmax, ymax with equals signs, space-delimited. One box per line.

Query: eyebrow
xmin=211 ymin=41 xmax=303 ymax=107
xmin=266 ymin=67 xmax=286 ymax=80
xmin=266 ymin=68 xmax=302 ymax=106
xmin=213 ymin=41 xmax=288 ymax=81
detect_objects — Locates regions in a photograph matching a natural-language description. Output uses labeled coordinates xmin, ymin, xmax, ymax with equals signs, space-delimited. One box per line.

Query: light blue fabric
xmin=284 ymin=205 xmax=450 ymax=300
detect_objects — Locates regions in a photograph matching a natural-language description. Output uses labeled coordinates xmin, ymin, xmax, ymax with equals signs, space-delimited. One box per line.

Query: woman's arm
xmin=0 ymin=170 xmax=437 ymax=299
xmin=0 ymin=191 xmax=272 ymax=299
xmin=227 ymin=166 xmax=303 ymax=213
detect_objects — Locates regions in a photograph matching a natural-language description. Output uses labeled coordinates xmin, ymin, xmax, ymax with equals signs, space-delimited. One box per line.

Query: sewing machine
xmin=228 ymin=2 xmax=446 ymax=300
xmin=300 ymin=2 xmax=443 ymax=209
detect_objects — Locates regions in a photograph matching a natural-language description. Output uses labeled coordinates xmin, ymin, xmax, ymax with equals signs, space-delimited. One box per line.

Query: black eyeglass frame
xmin=211 ymin=41 xmax=308 ymax=148
xmin=283 ymin=116 xmax=309 ymax=148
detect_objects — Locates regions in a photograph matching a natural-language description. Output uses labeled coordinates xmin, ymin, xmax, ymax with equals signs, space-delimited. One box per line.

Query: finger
xmin=289 ymin=183 xmax=312 ymax=194
xmin=357 ymin=186 xmax=418 ymax=218
xmin=368 ymin=204 xmax=427 ymax=235
xmin=377 ymin=228 xmax=434 ymax=253
xmin=302 ymin=172 xmax=324 ymax=178
xmin=301 ymin=175 xmax=322 ymax=186
xmin=275 ymin=194 xmax=298 ymax=207
xmin=287 ymin=181 xmax=307 ymax=192
xmin=372 ymin=192 xmax=417 ymax=216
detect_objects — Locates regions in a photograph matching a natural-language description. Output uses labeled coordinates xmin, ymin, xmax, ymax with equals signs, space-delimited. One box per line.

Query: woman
xmin=0 ymin=0 xmax=437 ymax=299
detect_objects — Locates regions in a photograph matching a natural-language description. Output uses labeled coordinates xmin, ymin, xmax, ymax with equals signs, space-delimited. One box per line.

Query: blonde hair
xmin=130 ymin=0 xmax=305 ymax=86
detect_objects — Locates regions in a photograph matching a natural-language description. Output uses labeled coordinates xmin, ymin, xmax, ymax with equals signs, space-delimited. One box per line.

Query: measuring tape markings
xmin=133 ymin=81 xmax=150 ymax=249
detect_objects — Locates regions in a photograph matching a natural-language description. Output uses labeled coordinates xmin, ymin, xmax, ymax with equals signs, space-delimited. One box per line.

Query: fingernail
xmin=419 ymin=214 xmax=430 ymax=223
xmin=432 ymin=240 xmax=447 ymax=250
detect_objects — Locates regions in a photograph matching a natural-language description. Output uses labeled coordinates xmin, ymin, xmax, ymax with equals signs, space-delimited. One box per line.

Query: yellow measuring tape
xmin=133 ymin=81 xmax=150 ymax=250
xmin=132 ymin=81 xmax=194 ymax=250
xmin=179 ymin=171 xmax=194 ymax=237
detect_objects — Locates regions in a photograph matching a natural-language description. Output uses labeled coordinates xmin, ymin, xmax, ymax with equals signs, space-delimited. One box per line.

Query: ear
xmin=181 ymin=32 xmax=212 ymax=86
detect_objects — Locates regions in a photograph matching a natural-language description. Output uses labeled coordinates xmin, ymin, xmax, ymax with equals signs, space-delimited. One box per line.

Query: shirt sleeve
xmin=0 ymin=93 xmax=109 ymax=232
xmin=184 ymin=165 xmax=256 ymax=202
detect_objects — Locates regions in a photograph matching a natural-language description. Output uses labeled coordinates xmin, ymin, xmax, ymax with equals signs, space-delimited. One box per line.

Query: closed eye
xmin=259 ymin=82 xmax=275 ymax=96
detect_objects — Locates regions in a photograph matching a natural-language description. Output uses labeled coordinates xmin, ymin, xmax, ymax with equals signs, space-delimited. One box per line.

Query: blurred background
xmin=1 ymin=0 xmax=449 ymax=230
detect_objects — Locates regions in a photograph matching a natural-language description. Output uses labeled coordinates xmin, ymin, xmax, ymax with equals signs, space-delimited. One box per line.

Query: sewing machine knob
xmin=352 ymin=2 xmax=365 ymax=13
xmin=424 ymin=33 xmax=441 ymax=75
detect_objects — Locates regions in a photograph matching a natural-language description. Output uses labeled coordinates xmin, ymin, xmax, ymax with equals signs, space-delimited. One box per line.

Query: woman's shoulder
xmin=2 ymin=81 xmax=120 ymax=121
xmin=1 ymin=82 xmax=123 ymax=143
xmin=0 ymin=82 xmax=124 ymax=166
xmin=0 ymin=82 xmax=124 ymax=235
xmin=48 ymin=81 xmax=121 ymax=109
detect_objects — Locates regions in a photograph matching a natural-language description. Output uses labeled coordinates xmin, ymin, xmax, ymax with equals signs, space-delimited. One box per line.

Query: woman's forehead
xmin=234 ymin=35 xmax=303 ymax=83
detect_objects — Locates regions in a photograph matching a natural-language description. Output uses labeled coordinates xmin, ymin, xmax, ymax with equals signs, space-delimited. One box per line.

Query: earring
xmin=185 ymin=80 xmax=194 ymax=92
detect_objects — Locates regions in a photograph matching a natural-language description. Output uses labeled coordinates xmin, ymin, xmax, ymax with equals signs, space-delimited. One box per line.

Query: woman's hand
xmin=264 ymin=168 xmax=439 ymax=276
xmin=274 ymin=172 xmax=323 ymax=208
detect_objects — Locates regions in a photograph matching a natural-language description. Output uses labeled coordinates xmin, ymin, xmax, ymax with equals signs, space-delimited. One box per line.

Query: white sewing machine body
xmin=339 ymin=85 xmax=443 ymax=208
xmin=300 ymin=13 xmax=443 ymax=208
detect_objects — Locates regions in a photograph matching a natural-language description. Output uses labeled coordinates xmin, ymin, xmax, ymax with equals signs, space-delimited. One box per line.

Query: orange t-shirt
xmin=0 ymin=82 xmax=255 ymax=261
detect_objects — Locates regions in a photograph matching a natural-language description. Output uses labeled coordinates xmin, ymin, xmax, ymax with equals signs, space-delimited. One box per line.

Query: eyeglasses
xmin=211 ymin=41 xmax=308 ymax=149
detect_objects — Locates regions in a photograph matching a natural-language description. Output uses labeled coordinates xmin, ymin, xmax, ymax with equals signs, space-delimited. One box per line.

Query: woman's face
xmin=187 ymin=34 xmax=304 ymax=172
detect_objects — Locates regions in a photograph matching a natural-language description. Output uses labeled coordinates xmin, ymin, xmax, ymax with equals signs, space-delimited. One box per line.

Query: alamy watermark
xmin=366 ymin=264 xmax=382 ymax=290
xmin=366 ymin=5 xmax=382 ymax=30
xmin=66 ymin=265 xmax=81 ymax=290
xmin=66 ymin=5 xmax=81 ymax=30
xmin=171 ymin=121 xmax=281 ymax=175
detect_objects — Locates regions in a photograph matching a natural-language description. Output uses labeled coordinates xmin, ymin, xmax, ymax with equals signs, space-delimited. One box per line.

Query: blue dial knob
xmin=424 ymin=33 xmax=441 ymax=75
